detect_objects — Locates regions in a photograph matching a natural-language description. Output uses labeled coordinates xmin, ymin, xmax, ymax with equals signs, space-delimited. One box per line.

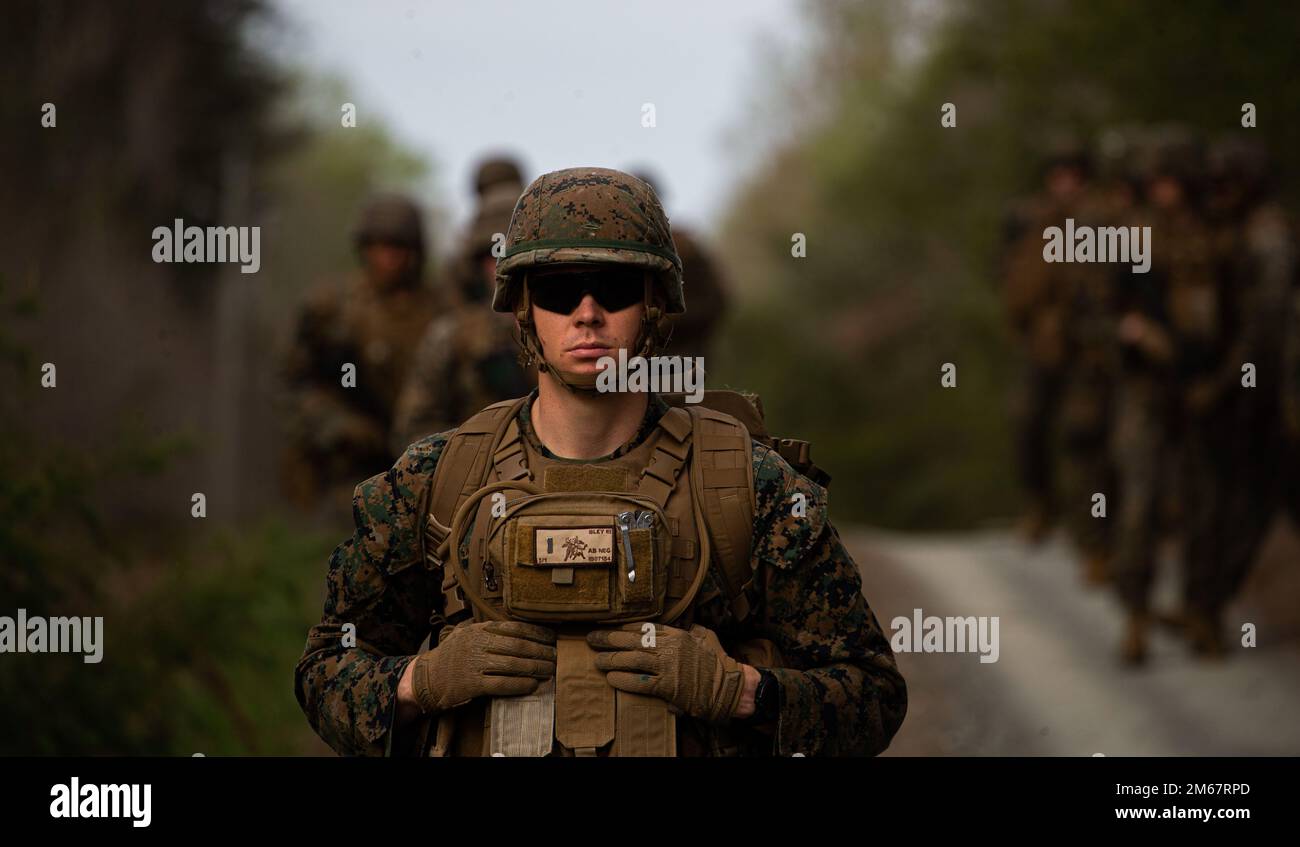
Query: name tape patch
xmin=535 ymin=527 xmax=614 ymax=564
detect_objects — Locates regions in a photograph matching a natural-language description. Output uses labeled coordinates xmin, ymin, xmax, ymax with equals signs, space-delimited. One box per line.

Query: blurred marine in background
xmin=1001 ymin=137 xmax=1092 ymax=553
xmin=393 ymin=157 xmax=536 ymax=450
xmin=1111 ymin=127 xmax=1219 ymax=663
xmin=632 ymin=169 xmax=731 ymax=362
xmin=1003 ymin=125 xmax=1297 ymax=666
xmin=1181 ymin=136 xmax=1297 ymax=654
xmin=282 ymin=193 xmax=438 ymax=513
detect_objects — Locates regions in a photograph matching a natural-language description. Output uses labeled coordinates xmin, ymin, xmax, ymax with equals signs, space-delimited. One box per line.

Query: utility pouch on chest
xmin=491 ymin=493 xmax=671 ymax=623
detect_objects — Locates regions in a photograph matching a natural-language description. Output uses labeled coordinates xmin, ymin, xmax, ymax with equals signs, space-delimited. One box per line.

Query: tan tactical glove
xmin=587 ymin=623 xmax=745 ymax=724
xmin=411 ymin=621 xmax=557 ymax=715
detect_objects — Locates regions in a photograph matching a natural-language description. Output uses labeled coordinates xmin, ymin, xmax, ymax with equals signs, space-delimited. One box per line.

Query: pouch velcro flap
xmin=495 ymin=493 xmax=671 ymax=623
xmin=555 ymin=634 xmax=614 ymax=752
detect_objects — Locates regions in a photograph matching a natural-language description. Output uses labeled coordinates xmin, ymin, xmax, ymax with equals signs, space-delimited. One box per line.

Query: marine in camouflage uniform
xmin=1051 ymin=133 xmax=1143 ymax=585
xmin=632 ymin=170 xmax=731 ymax=361
xmin=1183 ymin=137 xmax=1298 ymax=655
xmin=1000 ymin=139 xmax=1091 ymax=544
xmin=295 ymin=167 xmax=906 ymax=756
xmin=1285 ymin=220 xmax=1300 ymax=527
xmin=1109 ymin=128 xmax=1223 ymax=663
xmin=282 ymin=194 xmax=439 ymax=512
xmin=392 ymin=160 xmax=536 ymax=450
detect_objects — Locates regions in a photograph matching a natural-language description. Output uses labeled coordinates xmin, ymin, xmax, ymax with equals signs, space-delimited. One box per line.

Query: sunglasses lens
xmin=530 ymin=270 xmax=643 ymax=314
xmin=530 ymin=277 xmax=586 ymax=313
xmin=593 ymin=275 xmax=644 ymax=311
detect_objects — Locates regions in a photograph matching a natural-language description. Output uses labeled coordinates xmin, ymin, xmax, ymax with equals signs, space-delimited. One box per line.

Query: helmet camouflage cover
xmin=1135 ymin=124 xmax=1204 ymax=184
xmin=1207 ymin=135 xmax=1271 ymax=187
xmin=467 ymin=182 xmax=522 ymax=258
xmin=493 ymin=167 xmax=684 ymax=315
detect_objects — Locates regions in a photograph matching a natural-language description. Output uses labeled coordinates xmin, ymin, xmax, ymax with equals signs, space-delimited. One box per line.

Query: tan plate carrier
xmin=417 ymin=395 xmax=758 ymax=756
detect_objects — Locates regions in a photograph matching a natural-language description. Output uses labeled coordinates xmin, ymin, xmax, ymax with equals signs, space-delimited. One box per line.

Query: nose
xmin=572 ymin=292 xmax=605 ymax=326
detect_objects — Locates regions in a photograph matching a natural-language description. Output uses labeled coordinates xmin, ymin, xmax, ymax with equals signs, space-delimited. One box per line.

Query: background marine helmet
xmin=352 ymin=192 xmax=426 ymax=254
xmin=474 ymin=155 xmax=525 ymax=198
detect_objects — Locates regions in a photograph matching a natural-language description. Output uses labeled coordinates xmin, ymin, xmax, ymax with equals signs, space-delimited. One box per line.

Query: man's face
xmin=1046 ymin=164 xmax=1084 ymax=203
xmin=1148 ymin=175 xmax=1185 ymax=210
xmin=361 ymin=242 xmax=419 ymax=289
xmin=525 ymin=266 xmax=646 ymax=382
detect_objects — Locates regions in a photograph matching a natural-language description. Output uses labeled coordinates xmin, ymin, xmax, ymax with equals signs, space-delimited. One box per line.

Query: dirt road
xmin=846 ymin=521 xmax=1300 ymax=755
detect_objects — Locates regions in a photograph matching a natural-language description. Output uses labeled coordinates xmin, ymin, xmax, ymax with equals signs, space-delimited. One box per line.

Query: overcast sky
xmin=274 ymin=0 xmax=808 ymax=239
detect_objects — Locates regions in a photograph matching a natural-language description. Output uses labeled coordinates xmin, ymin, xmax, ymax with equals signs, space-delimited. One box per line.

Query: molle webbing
xmin=554 ymin=634 xmax=614 ymax=753
xmin=422 ymin=398 xmax=758 ymax=627
xmin=417 ymin=396 xmax=757 ymax=757
xmin=687 ymin=405 xmax=756 ymax=622
xmin=637 ymin=407 xmax=691 ymax=506
xmin=541 ymin=457 xmax=677 ymax=757
xmin=422 ymin=398 xmax=527 ymax=620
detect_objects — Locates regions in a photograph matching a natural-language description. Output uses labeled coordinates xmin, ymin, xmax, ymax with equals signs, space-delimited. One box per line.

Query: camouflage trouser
xmin=1056 ymin=365 xmax=1115 ymax=560
xmin=1183 ymin=395 xmax=1281 ymax=617
xmin=1013 ymin=364 xmax=1064 ymax=511
xmin=1110 ymin=379 xmax=1172 ymax=613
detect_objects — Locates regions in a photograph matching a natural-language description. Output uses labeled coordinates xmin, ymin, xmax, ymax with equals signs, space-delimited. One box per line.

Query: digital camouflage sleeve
xmin=294 ymin=434 xmax=448 ymax=757
xmin=294 ymin=419 xmax=906 ymax=757
xmin=743 ymin=443 xmax=907 ymax=756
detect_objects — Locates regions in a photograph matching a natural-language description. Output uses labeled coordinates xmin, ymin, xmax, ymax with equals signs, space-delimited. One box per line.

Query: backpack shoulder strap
xmin=420 ymin=397 xmax=528 ymax=619
xmin=661 ymin=389 xmax=831 ymax=488
xmin=635 ymin=406 xmax=693 ymax=507
xmin=685 ymin=405 xmax=758 ymax=623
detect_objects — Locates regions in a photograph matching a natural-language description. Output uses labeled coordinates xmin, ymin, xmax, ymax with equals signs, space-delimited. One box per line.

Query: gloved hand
xmin=587 ymin=623 xmax=745 ymax=724
xmin=411 ymin=621 xmax=557 ymax=715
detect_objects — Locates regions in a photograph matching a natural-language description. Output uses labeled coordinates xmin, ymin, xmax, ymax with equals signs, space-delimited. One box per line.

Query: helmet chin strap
xmin=513 ymin=273 xmax=669 ymax=397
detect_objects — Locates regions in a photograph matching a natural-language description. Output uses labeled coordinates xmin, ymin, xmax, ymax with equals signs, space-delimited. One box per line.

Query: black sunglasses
xmin=527 ymin=269 xmax=644 ymax=315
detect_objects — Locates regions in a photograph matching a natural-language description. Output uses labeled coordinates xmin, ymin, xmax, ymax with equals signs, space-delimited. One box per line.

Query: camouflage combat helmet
xmin=494 ymin=167 xmax=684 ymax=393
xmin=468 ymin=182 xmax=523 ymax=259
xmin=1136 ymin=124 xmax=1204 ymax=185
xmin=630 ymin=168 xmax=664 ymax=200
xmin=1095 ymin=125 xmax=1150 ymax=185
xmin=1037 ymin=130 xmax=1092 ymax=177
xmin=474 ymin=156 xmax=525 ymax=197
xmin=493 ymin=167 xmax=684 ymax=315
xmin=1207 ymin=135 xmax=1271 ymax=189
xmin=353 ymin=193 xmax=425 ymax=253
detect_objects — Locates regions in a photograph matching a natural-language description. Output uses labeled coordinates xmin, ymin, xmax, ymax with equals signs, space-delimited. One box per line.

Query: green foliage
xmin=0 ymin=5 xmax=439 ymax=755
xmin=130 ymin=519 xmax=336 ymax=756
xmin=0 ymin=498 xmax=335 ymax=755
xmin=0 ymin=285 xmax=335 ymax=755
